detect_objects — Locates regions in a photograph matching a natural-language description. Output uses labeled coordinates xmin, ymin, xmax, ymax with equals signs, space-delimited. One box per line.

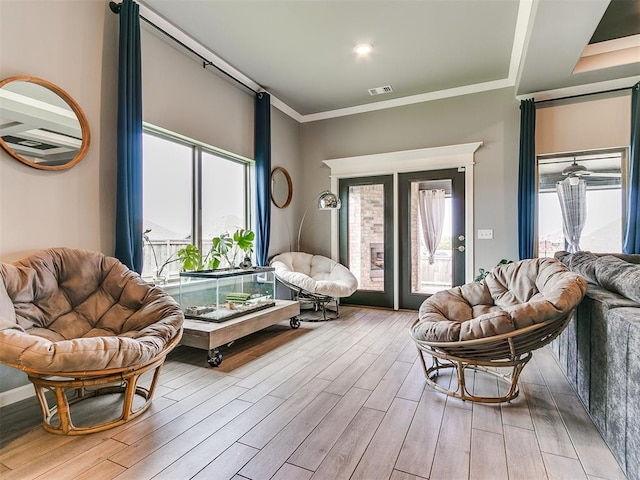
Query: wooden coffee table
xmin=180 ymin=299 xmax=300 ymax=366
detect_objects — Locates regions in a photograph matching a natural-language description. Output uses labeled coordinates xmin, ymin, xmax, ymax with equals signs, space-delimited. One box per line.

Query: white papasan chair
xmin=270 ymin=252 xmax=358 ymax=321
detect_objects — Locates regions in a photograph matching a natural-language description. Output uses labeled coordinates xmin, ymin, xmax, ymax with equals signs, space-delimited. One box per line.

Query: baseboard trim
xmin=0 ymin=384 xmax=35 ymax=408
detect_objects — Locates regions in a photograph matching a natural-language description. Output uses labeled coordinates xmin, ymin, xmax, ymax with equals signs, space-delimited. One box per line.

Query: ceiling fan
xmin=561 ymin=158 xmax=622 ymax=179
xmin=562 ymin=159 xmax=589 ymax=177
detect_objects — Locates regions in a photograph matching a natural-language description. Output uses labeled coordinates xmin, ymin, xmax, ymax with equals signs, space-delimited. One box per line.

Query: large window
xmin=537 ymin=149 xmax=626 ymax=257
xmin=142 ymin=127 xmax=252 ymax=281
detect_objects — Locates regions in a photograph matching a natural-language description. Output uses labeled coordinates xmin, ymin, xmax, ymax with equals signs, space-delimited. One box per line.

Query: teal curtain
xmin=518 ymin=99 xmax=536 ymax=259
xmin=623 ymin=82 xmax=640 ymax=254
xmin=255 ymin=92 xmax=271 ymax=266
xmin=114 ymin=0 xmax=143 ymax=273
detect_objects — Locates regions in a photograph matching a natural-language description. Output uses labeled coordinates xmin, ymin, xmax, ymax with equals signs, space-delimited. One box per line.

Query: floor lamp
xmin=297 ymin=190 xmax=341 ymax=251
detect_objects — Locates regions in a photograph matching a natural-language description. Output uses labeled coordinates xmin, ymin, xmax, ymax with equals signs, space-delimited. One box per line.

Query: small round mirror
xmin=0 ymin=76 xmax=90 ymax=171
xmin=271 ymin=166 xmax=293 ymax=208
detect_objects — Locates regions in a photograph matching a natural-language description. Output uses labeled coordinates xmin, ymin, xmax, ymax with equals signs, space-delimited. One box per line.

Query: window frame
xmin=142 ymin=123 xmax=254 ymax=279
xmin=535 ymin=146 xmax=628 ymax=256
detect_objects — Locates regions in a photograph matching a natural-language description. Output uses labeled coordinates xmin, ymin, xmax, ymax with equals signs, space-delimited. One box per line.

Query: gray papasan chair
xmin=0 ymin=247 xmax=184 ymax=434
xmin=410 ymin=257 xmax=587 ymax=403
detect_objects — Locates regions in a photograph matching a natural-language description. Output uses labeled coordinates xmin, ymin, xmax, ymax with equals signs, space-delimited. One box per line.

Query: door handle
xmin=457 ymin=246 xmax=466 ymax=252
xmin=458 ymin=235 xmax=465 ymax=242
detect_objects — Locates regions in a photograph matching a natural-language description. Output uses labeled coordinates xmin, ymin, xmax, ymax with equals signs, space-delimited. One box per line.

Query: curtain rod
xmin=108 ymin=1 xmax=258 ymax=95
xmin=534 ymin=85 xmax=632 ymax=105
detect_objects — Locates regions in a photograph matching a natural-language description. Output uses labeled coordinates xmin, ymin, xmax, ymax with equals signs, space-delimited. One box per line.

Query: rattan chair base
xmin=411 ymin=314 xmax=572 ymax=404
xmin=20 ymin=335 xmax=181 ymax=435
xmin=28 ymin=357 xmax=161 ymax=435
xmin=417 ymin=349 xmax=531 ymax=403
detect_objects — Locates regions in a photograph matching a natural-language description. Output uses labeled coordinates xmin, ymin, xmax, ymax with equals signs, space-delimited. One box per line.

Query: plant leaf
xmin=177 ymin=244 xmax=203 ymax=271
xmin=234 ymin=229 xmax=255 ymax=251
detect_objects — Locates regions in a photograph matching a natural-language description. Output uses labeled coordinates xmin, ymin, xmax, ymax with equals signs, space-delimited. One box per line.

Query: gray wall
xmin=299 ymin=87 xmax=522 ymax=273
xmin=141 ymin=26 xmax=254 ymax=160
xmin=270 ymin=108 xmax=301 ymax=257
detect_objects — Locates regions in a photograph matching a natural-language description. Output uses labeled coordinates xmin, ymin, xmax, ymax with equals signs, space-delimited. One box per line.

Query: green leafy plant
xmin=177 ymin=244 xmax=204 ymax=271
xmin=176 ymin=228 xmax=255 ymax=271
xmin=208 ymin=228 xmax=255 ymax=269
xmin=474 ymin=258 xmax=513 ymax=282
xmin=144 ymin=229 xmax=211 ymax=279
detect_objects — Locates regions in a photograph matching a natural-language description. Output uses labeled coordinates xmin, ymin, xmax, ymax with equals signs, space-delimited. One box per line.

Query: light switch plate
xmin=477 ymin=229 xmax=494 ymax=240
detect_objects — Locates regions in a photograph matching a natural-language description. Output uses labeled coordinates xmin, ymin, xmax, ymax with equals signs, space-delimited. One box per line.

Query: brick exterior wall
xmin=348 ymin=184 xmax=385 ymax=291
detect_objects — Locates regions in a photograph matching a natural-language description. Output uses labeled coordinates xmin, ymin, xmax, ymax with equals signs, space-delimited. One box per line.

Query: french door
xmin=398 ymin=169 xmax=466 ymax=310
xmin=338 ymin=169 xmax=465 ymax=310
xmin=339 ymin=176 xmax=394 ymax=308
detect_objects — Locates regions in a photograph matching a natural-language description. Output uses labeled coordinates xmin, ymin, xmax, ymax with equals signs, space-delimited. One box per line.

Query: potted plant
xmin=207 ymin=228 xmax=255 ymax=270
xmin=143 ymin=228 xmax=255 ymax=282
xmin=172 ymin=228 xmax=255 ymax=272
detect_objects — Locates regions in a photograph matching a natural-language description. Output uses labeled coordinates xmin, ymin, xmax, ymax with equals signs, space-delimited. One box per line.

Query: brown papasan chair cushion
xmin=412 ymin=257 xmax=587 ymax=343
xmin=0 ymin=247 xmax=184 ymax=373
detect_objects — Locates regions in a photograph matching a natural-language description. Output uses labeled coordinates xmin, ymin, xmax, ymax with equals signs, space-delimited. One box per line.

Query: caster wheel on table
xmin=207 ymin=351 xmax=223 ymax=367
xmin=290 ymin=317 xmax=300 ymax=329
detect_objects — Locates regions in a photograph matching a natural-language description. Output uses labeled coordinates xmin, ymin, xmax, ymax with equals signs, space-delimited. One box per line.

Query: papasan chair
xmin=270 ymin=252 xmax=358 ymax=321
xmin=410 ymin=257 xmax=587 ymax=403
xmin=0 ymin=247 xmax=184 ymax=434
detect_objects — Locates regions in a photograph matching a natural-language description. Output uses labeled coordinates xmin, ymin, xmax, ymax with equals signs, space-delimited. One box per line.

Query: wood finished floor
xmin=0 ymin=306 xmax=628 ymax=480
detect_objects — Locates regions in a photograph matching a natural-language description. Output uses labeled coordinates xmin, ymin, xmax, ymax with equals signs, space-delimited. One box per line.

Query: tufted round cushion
xmin=270 ymin=252 xmax=358 ymax=298
xmin=0 ymin=248 xmax=184 ymax=372
xmin=412 ymin=257 xmax=587 ymax=343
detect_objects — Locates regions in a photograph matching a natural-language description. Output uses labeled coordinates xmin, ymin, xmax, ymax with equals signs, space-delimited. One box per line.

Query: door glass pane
xmin=410 ymin=179 xmax=453 ymax=294
xmin=348 ymin=184 xmax=385 ymax=292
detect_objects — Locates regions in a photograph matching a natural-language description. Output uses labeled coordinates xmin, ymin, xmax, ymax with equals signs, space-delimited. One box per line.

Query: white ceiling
xmin=141 ymin=0 xmax=640 ymax=121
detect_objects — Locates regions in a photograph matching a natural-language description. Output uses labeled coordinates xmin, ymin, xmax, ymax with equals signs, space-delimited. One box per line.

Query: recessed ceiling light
xmin=354 ymin=43 xmax=373 ymax=56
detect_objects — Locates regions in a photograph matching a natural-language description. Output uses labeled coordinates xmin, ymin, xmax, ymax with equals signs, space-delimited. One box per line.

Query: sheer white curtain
xmin=556 ymin=178 xmax=587 ymax=253
xmin=419 ymin=189 xmax=446 ymax=264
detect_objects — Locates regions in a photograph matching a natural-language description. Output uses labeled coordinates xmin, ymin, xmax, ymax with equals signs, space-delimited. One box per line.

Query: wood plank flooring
xmin=0 ymin=306 xmax=628 ymax=480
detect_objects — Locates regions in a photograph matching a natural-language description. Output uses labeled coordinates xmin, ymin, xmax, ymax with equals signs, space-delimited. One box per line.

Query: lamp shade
xmin=317 ymin=191 xmax=341 ymax=210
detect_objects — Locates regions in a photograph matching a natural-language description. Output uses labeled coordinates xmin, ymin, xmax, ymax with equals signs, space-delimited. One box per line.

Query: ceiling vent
xmin=368 ymin=85 xmax=393 ymax=96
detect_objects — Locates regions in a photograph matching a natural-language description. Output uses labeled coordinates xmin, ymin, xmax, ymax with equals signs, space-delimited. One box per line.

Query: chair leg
xmin=456 ymin=361 xmax=468 ymax=399
xmin=121 ymin=375 xmax=139 ymax=422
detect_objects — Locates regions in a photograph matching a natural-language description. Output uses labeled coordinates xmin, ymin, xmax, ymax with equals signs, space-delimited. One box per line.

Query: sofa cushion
xmin=595 ymin=255 xmax=640 ymax=303
xmin=556 ymin=250 xmax=599 ymax=284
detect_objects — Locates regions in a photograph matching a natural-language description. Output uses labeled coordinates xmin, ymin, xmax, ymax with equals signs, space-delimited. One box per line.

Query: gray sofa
xmin=552 ymin=251 xmax=640 ymax=480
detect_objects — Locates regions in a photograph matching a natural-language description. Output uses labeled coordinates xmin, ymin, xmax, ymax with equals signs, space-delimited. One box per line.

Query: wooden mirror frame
xmin=0 ymin=76 xmax=91 ymax=171
xmin=270 ymin=166 xmax=293 ymax=209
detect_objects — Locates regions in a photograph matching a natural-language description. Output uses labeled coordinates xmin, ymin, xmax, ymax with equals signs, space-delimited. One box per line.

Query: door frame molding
xmin=323 ymin=142 xmax=482 ymax=309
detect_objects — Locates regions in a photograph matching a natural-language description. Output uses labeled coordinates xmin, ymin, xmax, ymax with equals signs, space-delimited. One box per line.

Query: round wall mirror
xmin=0 ymin=76 xmax=90 ymax=171
xmin=271 ymin=166 xmax=293 ymax=208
